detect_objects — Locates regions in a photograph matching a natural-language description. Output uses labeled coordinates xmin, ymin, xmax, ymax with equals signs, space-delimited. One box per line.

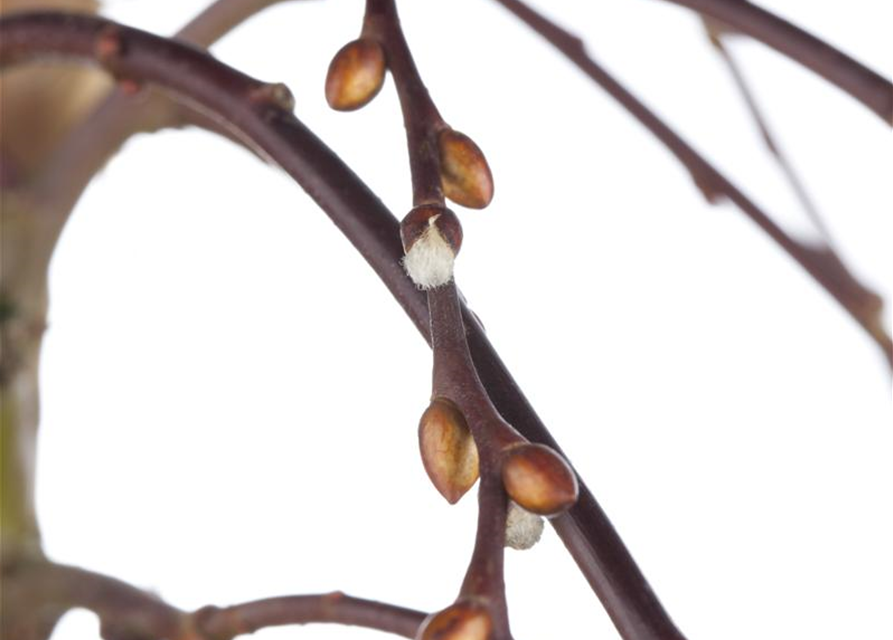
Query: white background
xmin=34 ymin=0 xmax=891 ymax=639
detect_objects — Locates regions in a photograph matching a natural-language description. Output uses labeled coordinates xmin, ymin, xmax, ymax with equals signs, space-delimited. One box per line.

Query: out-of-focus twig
xmin=0 ymin=4 xmax=305 ymax=639
xmin=491 ymin=0 xmax=892 ymax=368
xmin=661 ymin=0 xmax=892 ymax=123
xmin=30 ymin=0 xmax=301 ymax=255
xmin=704 ymin=22 xmax=833 ymax=244
xmin=3 ymin=560 xmax=425 ymax=639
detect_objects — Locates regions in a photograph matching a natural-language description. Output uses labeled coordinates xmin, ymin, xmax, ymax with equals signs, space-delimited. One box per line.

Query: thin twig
xmin=491 ymin=0 xmax=892 ymax=368
xmin=661 ymin=0 xmax=892 ymax=123
xmin=360 ymin=1 xmax=517 ymax=635
xmin=195 ymin=593 xmax=426 ymax=638
xmin=706 ymin=27 xmax=834 ymax=244
xmin=0 ymin=12 xmax=683 ymax=640
xmin=3 ymin=560 xmax=425 ymax=639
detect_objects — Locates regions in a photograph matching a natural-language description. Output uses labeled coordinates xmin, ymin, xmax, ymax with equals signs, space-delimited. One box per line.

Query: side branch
xmin=0 ymin=12 xmax=685 ymax=640
xmin=706 ymin=28 xmax=834 ymax=244
xmin=195 ymin=594 xmax=425 ymax=639
xmin=492 ymin=0 xmax=892 ymax=367
xmin=661 ymin=0 xmax=892 ymax=123
xmin=3 ymin=560 xmax=425 ymax=639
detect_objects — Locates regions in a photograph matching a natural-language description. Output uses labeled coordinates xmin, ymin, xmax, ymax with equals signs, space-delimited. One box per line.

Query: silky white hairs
xmin=505 ymin=501 xmax=544 ymax=551
xmin=402 ymin=218 xmax=456 ymax=289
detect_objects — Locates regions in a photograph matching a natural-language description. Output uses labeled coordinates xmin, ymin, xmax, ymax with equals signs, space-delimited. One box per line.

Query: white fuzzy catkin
xmin=505 ymin=501 xmax=544 ymax=550
xmin=402 ymin=222 xmax=455 ymax=289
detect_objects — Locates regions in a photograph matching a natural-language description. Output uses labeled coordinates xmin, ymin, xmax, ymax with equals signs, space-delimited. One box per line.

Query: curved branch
xmin=661 ymin=0 xmax=892 ymax=123
xmin=28 ymin=0 xmax=299 ymax=255
xmin=4 ymin=560 xmax=425 ymax=639
xmin=0 ymin=12 xmax=685 ymax=640
xmin=491 ymin=0 xmax=892 ymax=368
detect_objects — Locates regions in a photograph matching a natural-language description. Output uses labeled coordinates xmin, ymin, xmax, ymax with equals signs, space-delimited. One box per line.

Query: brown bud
xmin=325 ymin=39 xmax=386 ymax=111
xmin=438 ymin=129 xmax=494 ymax=209
xmin=400 ymin=205 xmax=463 ymax=255
xmin=417 ymin=600 xmax=492 ymax=640
xmin=419 ymin=399 xmax=479 ymax=504
xmin=501 ymin=443 xmax=578 ymax=516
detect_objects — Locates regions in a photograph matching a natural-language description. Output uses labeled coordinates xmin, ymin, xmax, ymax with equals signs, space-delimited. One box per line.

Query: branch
xmin=491 ymin=0 xmax=892 ymax=368
xmin=356 ymin=3 xmax=552 ymax=636
xmin=0 ymin=12 xmax=685 ymax=640
xmin=3 ymin=560 xmax=425 ymax=639
xmin=660 ymin=0 xmax=892 ymax=123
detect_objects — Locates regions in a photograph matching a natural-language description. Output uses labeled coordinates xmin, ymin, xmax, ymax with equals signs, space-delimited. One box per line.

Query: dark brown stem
xmin=460 ymin=472 xmax=509 ymax=620
xmin=428 ymin=283 xmax=518 ymax=636
xmin=362 ymin=0 xmax=446 ymax=206
xmin=665 ymin=0 xmax=892 ymax=123
xmin=492 ymin=0 xmax=892 ymax=369
xmin=0 ymin=12 xmax=685 ymax=640
xmin=363 ymin=1 xmax=515 ymax=632
xmin=430 ymin=285 xmax=520 ymax=457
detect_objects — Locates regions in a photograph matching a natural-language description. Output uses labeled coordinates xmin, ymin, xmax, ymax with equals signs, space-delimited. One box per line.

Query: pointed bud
xmin=419 ymin=399 xmax=479 ymax=504
xmin=504 ymin=501 xmax=544 ymax=550
xmin=439 ymin=129 xmax=494 ymax=209
xmin=501 ymin=443 xmax=578 ymax=516
xmin=325 ymin=39 xmax=386 ymax=111
xmin=417 ymin=600 xmax=492 ymax=640
xmin=401 ymin=205 xmax=463 ymax=290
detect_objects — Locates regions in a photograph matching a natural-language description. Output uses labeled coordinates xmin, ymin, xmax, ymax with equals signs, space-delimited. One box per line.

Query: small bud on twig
xmin=416 ymin=599 xmax=492 ymax=640
xmin=438 ymin=129 xmax=494 ymax=209
xmin=501 ymin=443 xmax=579 ymax=516
xmin=325 ymin=39 xmax=387 ymax=111
xmin=419 ymin=399 xmax=479 ymax=504
xmin=504 ymin=500 xmax=544 ymax=550
xmin=249 ymin=82 xmax=296 ymax=112
xmin=401 ymin=205 xmax=462 ymax=289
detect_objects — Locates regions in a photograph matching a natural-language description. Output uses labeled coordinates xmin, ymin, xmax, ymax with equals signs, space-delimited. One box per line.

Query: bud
xmin=401 ymin=205 xmax=463 ymax=290
xmin=416 ymin=600 xmax=492 ymax=640
xmin=325 ymin=39 xmax=386 ymax=111
xmin=501 ymin=443 xmax=578 ymax=516
xmin=504 ymin=501 xmax=544 ymax=550
xmin=249 ymin=82 xmax=296 ymax=112
xmin=419 ymin=399 xmax=479 ymax=504
xmin=438 ymin=129 xmax=494 ymax=209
